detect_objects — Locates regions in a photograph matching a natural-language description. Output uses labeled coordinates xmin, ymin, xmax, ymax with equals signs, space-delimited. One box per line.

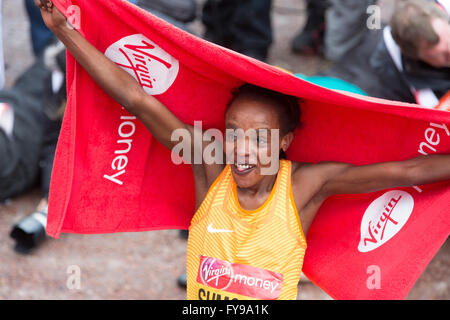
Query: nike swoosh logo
xmin=207 ymin=223 xmax=234 ymax=233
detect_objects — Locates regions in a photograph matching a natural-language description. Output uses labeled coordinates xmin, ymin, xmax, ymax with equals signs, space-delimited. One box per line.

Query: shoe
xmin=179 ymin=229 xmax=189 ymax=240
xmin=177 ymin=271 xmax=187 ymax=288
xmin=10 ymin=208 xmax=48 ymax=254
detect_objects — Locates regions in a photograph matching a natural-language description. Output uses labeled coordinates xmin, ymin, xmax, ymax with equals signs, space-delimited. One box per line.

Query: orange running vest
xmin=186 ymin=160 xmax=307 ymax=300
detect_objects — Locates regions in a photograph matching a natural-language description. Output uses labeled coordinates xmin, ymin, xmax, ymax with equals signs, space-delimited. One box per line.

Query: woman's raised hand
xmin=34 ymin=0 xmax=67 ymax=31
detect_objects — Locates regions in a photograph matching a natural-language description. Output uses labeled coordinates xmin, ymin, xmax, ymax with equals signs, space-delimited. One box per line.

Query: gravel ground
xmin=0 ymin=0 xmax=448 ymax=300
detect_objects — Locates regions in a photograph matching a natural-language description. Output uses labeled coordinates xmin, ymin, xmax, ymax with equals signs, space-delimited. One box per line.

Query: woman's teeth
xmin=236 ymin=164 xmax=254 ymax=171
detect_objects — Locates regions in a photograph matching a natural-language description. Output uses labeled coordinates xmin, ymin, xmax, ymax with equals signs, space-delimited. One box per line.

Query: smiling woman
xmin=35 ymin=0 xmax=450 ymax=301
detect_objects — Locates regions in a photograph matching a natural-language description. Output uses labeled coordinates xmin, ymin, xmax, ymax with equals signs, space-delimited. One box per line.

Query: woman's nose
xmin=235 ymin=137 xmax=257 ymax=164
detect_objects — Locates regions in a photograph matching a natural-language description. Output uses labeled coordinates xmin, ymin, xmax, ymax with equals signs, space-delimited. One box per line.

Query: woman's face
xmin=224 ymin=95 xmax=293 ymax=189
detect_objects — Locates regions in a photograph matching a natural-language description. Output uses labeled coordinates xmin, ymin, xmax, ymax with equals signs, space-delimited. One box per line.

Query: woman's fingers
xmin=34 ymin=0 xmax=44 ymax=9
xmin=34 ymin=0 xmax=53 ymax=11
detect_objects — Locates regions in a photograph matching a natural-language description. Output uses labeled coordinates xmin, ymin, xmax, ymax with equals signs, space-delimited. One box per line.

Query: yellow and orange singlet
xmin=186 ymin=160 xmax=307 ymax=300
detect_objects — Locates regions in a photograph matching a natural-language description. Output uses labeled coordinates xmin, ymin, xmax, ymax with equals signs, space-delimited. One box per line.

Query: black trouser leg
xmin=202 ymin=0 xmax=273 ymax=61
xmin=291 ymin=0 xmax=330 ymax=54
xmin=39 ymin=117 xmax=60 ymax=199
xmin=0 ymin=92 xmax=43 ymax=201
xmin=0 ymin=61 xmax=51 ymax=201
xmin=203 ymin=0 xmax=237 ymax=47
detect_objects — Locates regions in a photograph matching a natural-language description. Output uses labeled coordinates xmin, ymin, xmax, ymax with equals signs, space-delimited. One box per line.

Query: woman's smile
xmin=232 ymin=163 xmax=257 ymax=175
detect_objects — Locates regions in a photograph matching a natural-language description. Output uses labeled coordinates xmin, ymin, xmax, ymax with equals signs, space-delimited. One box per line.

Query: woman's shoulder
xmin=290 ymin=160 xmax=315 ymax=175
xmin=290 ymin=160 xmax=340 ymax=187
xmin=290 ymin=159 xmax=345 ymax=175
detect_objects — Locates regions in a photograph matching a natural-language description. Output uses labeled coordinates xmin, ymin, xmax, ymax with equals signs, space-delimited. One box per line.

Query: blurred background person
xmin=2 ymin=43 xmax=65 ymax=253
xmin=320 ymin=0 xmax=450 ymax=108
xmin=389 ymin=0 xmax=450 ymax=107
xmin=0 ymin=1 xmax=65 ymax=254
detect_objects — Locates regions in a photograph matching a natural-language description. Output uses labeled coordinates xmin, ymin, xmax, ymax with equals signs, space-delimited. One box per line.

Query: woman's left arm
xmin=319 ymin=154 xmax=450 ymax=197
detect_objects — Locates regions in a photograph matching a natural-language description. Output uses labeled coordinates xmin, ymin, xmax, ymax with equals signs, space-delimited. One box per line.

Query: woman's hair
xmin=226 ymin=83 xmax=302 ymax=159
xmin=227 ymin=83 xmax=302 ymax=135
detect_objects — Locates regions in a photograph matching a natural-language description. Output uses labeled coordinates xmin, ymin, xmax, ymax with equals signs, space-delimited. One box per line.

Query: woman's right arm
xmin=35 ymin=0 xmax=191 ymax=152
xmin=36 ymin=0 xmax=224 ymax=204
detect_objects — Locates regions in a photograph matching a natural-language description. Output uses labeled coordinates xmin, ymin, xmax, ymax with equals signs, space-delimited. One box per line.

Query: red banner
xmin=47 ymin=0 xmax=450 ymax=299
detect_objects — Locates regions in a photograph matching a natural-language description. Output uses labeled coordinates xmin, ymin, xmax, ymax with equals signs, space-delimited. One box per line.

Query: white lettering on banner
xmin=103 ymin=114 xmax=137 ymax=185
xmin=358 ymin=191 xmax=414 ymax=252
xmin=417 ymin=123 xmax=449 ymax=156
xmin=413 ymin=122 xmax=449 ymax=192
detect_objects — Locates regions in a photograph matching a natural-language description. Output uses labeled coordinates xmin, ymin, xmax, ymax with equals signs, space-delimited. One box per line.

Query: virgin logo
xmin=66 ymin=5 xmax=81 ymax=30
xmin=199 ymin=257 xmax=234 ymax=291
xmin=358 ymin=191 xmax=414 ymax=253
xmin=105 ymin=34 xmax=179 ymax=95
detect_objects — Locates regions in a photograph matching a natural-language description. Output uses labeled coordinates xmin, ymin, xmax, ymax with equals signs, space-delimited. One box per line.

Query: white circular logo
xmin=200 ymin=257 xmax=234 ymax=291
xmin=358 ymin=190 xmax=414 ymax=253
xmin=105 ymin=34 xmax=179 ymax=95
